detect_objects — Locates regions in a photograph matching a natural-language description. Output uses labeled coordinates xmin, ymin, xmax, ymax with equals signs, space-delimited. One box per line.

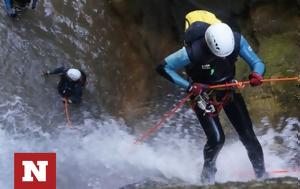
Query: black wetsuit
xmin=156 ymin=21 xmax=266 ymax=182
xmin=48 ymin=67 xmax=86 ymax=104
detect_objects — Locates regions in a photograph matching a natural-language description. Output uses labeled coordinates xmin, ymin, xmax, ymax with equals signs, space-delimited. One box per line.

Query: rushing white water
xmin=0 ymin=95 xmax=298 ymax=189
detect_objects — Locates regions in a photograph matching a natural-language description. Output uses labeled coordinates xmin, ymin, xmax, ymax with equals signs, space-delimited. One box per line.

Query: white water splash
xmin=0 ymin=114 xmax=298 ymax=189
xmin=0 ymin=1 xmax=298 ymax=188
xmin=216 ymin=117 xmax=299 ymax=182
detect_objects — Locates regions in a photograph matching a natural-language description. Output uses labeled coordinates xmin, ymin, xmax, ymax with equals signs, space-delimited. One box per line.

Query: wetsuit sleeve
xmin=48 ymin=67 xmax=67 ymax=75
xmin=239 ymin=35 xmax=265 ymax=76
xmin=156 ymin=47 xmax=191 ymax=89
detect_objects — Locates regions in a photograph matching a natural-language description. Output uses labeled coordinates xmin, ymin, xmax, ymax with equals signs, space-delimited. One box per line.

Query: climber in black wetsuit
xmin=156 ymin=19 xmax=267 ymax=183
xmin=3 ymin=0 xmax=38 ymax=17
xmin=43 ymin=67 xmax=87 ymax=104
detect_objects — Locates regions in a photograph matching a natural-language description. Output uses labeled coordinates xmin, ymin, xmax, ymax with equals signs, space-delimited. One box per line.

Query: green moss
xmin=234 ymin=31 xmax=300 ymax=125
xmin=259 ymin=32 xmax=300 ymax=77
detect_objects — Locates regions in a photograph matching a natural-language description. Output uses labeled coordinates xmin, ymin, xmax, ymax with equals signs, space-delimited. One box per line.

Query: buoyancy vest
xmin=184 ymin=11 xmax=241 ymax=85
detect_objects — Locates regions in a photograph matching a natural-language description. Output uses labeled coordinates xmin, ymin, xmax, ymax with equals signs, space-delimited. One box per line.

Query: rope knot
xmin=232 ymin=80 xmax=245 ymax=89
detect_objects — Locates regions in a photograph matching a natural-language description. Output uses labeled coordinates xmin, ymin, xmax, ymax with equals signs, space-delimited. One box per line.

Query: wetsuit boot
xmin=201 ymin=161 xmax=217 ymax=184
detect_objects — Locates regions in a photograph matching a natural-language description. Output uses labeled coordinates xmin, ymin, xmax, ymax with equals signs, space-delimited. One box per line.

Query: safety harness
xmin=192 ymin=90 xmax=233 ymax=117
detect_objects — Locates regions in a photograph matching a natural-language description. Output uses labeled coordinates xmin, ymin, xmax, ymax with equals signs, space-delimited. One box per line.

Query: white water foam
xmin=0 ymin=105 xmax=298 ymax=189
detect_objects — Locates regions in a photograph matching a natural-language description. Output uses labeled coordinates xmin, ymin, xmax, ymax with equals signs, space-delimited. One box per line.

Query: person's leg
xmin=224 ymin=93 xmax=266 ymax=178
xmin=4 ymin=0 xmax=16 ymax=16
xmin=194 ymin=106 xmax=225 ymax=183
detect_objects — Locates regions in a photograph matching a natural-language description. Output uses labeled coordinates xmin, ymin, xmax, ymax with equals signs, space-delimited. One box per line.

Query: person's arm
xmin=239 ymin=35 xmax=266 ymax=86
xmin=239 ymin=35 xmax=265 ymax=75
xmin=31 ymin=0 xmax=38 ymax=9
xmin=156 ymin=47 xmax=191 ymax=90
xmin=4 ymin=0 xmax=15 ymax=17
xmin=44 ymin=67 xmax=67 ymax=76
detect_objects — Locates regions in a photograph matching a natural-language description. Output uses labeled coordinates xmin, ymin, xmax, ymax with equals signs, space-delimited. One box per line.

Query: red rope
xmin=134 ymin=93 xmax=193 ymax=144
xmin=208 ymin=77 xmax=299 ymax=89
xmin=133 ymin=76 xmax=299 ymax=144
xmin=269 ymin=169 xmax=300 ymax=174
xmin=63 ymin=98 xmax=73 ymax=128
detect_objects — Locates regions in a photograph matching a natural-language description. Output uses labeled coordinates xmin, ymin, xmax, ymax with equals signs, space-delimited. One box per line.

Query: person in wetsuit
xmin=156 ymin=12 xmax=267 ymax=184
xmin=43 ymin=67 xmax=87 ymax=104
xmin=4 ymin=0 xmax=38 ymax=17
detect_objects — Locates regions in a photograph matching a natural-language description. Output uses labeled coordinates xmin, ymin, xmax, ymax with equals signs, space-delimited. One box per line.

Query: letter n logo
xmin=14 ymin=153 xmax=56 ymax=189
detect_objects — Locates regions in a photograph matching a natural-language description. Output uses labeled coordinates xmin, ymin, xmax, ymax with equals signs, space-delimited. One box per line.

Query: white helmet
xmin=67 ymin=68 xmax=81 ymax=81
xmin=205 ymin=23 xmax=235 ymax=57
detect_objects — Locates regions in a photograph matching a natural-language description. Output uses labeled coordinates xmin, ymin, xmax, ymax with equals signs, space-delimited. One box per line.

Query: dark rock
xmin=250 ymin=2 xmax=299 ymax=38
xmin=120 ymin=177 xmax=298 ymax=189
xmin=107 ymin=0 xmax=300 ymax=122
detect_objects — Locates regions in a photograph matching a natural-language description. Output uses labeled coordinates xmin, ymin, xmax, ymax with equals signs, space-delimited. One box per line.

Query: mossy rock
xmin=259 ymin=32 xmax=300 ymax=77
xmin=240 ymin=31 xmax=300 ymax=124
xmin=234 ymin=31 xmax=299 ymax=125
xmin=250 ymin=2 xmax=299 ymax=38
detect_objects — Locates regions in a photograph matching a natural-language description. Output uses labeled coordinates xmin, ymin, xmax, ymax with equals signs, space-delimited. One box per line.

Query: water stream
xmin=0 ymin=0 xmax=298 ymax=188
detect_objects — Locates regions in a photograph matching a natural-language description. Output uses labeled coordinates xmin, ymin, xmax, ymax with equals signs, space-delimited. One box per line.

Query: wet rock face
xmin=242 ymin=1 xmax=300 ymax=121
xmin=110 ymin=0 xmax=180 ymax=59
xmin=108 ymin=0 xmax=299 ymax=123
xmin=120 ymin=177 xmax=298 ymax=189
xmin=250 ymin=2 xmax=299 ymax=37
xmin=110 ymin=0 xmax=297 ymax=36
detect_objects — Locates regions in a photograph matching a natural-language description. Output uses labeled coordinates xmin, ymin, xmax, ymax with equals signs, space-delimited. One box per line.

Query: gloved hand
xmin=188 ymin=83 xmax=203 ymax=96
xmin=62 ymin=98 xmax=72 ymax=104
xmin=7 ymin=8 xmax=16 ymax=17
xmin=42 ymin=70 xmax=50 ymax=76
xmin=249 ymin=72 xmax=263 ymax=86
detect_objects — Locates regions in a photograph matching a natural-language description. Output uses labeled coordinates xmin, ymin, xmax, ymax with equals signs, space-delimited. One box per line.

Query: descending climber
xmin=156 ymin=10 xmax=267 ymax=183
xmin=43 ymin=67 xmax=87 ymax=104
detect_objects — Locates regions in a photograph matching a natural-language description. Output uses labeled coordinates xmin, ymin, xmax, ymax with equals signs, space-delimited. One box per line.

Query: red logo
xmin=14 ymin=153 xmax=56 ymax=189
